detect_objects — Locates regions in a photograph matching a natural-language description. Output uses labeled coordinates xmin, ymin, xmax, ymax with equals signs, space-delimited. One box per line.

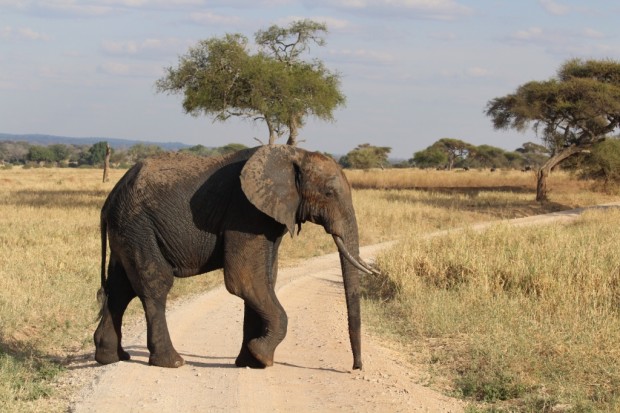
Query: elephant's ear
xmin=240 ymin=145 xmax=301 ymax=236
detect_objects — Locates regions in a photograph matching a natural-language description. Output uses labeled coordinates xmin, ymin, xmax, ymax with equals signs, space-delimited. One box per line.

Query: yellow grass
xmin=365 ymin=210 xmax=620 ymax=411
xmin=347 ymin=167 xmax=541 ymax=189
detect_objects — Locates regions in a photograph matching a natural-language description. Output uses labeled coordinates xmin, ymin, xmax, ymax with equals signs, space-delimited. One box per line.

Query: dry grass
xmin=0 ymin=166 xmax=617 ymax=411
xmin=365 ymin=209 xmax=620 ymax=411
xmin=346 ymin=167 xmax=539 ymax=189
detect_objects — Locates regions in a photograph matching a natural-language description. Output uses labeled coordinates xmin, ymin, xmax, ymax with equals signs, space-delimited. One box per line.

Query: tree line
xmin=0 ymin=141 xmax=249 ymax=168
xmin=4 ymin=137 xmax=617 ymax=189
xmin=338 ymin=138 xmax=620 ymax=186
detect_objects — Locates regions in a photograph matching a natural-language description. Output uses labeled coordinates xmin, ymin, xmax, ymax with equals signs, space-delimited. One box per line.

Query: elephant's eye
xmin=325 ymin=189 xmax=335 ymax=198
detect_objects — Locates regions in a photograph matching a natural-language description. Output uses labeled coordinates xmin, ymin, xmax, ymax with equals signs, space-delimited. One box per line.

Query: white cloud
xmin=539 ymin=0 xmax=570 ymax=16
xmin=97 ymin=60 xmax=164 ymax=77
xmin=38 ymin=1 xmax=118 ymax=17
xmin=278 ymin=15 xmax=353 ymax=32
xmin=511 ymin=27 xmax=545 ymax=42
xmin=307 ymin=0 xmax=473 ymax=21
xmin=504 ymin=25 xmax=616 ymax=60
xmin=18 ymin=26 xmax=48 ymax=40
xmin=438 ymin=66 xmax=493 ymax=80
xmin=188 ymin=11 xmax=242 ymax=26
xmin=466 ymin=67 xmax=491 ymax=78
xmin=102 ymin=0 xmax=150 ymax=6
xmin=582 ymin=28 xmax=604 ymax=39
xmin=329 ymin=48 xmax=395 ymax=65
xmin=428 ymin=31 xmax=457 ymax=41
xmin=101 ymin=37 xmax=186 ymax=59
xmin=0 ymin=26 xmax=49 ymax=41
xmin=98 ymin=61 xmax=131 ymax=76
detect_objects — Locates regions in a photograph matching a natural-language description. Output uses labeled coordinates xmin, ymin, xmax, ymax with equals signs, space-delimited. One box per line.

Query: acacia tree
xmin=155 ymin=35 xmax=265 ymax=136
xmin=255 ymin=20 xmax=345 ymax=145
xmin=411 ymin=147 xmax=448 ymax=168
xmin=486 ymin=58 xmax=620 ymax=201
xmin=339 ymin=144 xmax=391 ymax=169
xmin=156 ymin=20 xmax=345 ymax=146
xmin=432 ymin=138 xmax=474 ymax=170
xmin=515 ymin=142 xmax=549 ymax=169
xmin=411 ymin=138 xmax=473 ymax=169
xmin=470 ymin=144 xmax=510 ymax=169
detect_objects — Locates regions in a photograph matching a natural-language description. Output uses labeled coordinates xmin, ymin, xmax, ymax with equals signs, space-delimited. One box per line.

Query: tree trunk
xmin=535 ymin=144 xmax=586 ymax=202
xmin=266 ymin=119 xmax=277 ymax=145
xmin=286 ymin=116 xmax=299 ymax=146
xmin=536 ymin=167 xmax=549 ymax=202
xmin=102 ymin=144 xmax=111 ymax=183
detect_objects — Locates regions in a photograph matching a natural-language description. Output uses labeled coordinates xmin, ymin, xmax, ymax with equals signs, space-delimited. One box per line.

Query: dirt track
xmin=65 ymin=203 xmax=620 ymax=412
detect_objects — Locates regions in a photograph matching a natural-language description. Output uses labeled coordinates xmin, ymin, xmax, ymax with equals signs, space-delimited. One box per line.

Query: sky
xmin=1 ymin=1 xmax=620 ymax=157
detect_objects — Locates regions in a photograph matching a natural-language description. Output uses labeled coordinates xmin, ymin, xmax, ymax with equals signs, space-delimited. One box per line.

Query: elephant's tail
xmin=96 ymin=214 xmax=108 ymax=321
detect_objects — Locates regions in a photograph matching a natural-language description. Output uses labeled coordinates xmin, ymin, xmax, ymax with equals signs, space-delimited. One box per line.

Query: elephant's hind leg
xmin=139 ymin=284 xmax=184 ymax=368
xmin=94 ymin=256 xmax=135 ymax=365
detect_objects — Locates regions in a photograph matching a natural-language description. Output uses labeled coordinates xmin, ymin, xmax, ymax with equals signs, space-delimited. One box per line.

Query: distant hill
xmin=0 ymin=133 xmax=191 ymax=151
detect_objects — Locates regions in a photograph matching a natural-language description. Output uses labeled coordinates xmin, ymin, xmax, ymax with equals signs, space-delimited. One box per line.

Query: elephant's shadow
xmin=121 ymin=346 xmax=238 ymax=369
xmin=70 ymin=346 xmax=348 ymax=373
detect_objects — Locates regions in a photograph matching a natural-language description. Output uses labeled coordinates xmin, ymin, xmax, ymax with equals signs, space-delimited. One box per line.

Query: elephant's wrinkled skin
xmin=94 ymin=145 xmax=369 ymax=370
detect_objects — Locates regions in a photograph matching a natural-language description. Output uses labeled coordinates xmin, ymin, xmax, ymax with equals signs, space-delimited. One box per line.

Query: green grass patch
xmin=0 ymin=346 xmax=63 ymax=412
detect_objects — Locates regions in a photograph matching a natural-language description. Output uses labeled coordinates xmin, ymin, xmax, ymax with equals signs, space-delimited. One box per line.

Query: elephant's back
xmin=136 ymin=152 xmax=221 ymax=190
xmin=134 ymin=149 xmax=258 ymax=190
xmin=102 ymin=148 xmax=259 ymax=227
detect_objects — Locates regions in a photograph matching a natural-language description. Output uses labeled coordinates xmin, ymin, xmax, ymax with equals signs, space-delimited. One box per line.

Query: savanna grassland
xmin=0 ymin=165 xmax=618 ymax=412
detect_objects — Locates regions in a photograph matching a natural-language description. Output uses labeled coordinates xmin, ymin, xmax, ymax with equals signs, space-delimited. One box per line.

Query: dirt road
xmin=66 ymin=203 xmax=620 ymax=412
xmin=67 ymin=241 xmax=463 ymax=412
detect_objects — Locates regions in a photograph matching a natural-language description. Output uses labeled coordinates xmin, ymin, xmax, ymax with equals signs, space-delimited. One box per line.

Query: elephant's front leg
xmin=235 ymin=305 xmax=266 ymax=368
xmin=224 ymin=230 xmax=287 ymax=368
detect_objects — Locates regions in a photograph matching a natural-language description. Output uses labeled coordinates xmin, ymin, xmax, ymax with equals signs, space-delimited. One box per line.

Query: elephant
xmin=93 ymin=144 xmax=376 ymax=371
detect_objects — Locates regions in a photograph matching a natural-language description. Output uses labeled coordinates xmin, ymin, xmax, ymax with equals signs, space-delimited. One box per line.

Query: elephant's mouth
xmin=333 ymin=235 xmax=380 ymax=276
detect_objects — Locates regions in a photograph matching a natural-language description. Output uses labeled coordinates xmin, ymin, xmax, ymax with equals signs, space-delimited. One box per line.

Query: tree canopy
xmin=82 ymin=141 xmax=110 ymax=166
xmin=180 ymin=143 xmax=248 ymax=157
xmin=411 ymin=139 xmax=530 ymax=170
xmin=411 ymin=146 xmax=448 ymax=169
xmin=486 ymin=58 xmax=620 ymax=200
xmin=156 ymin=20 xmax=345 ymax=146
xmin=412 ymin=138 xmax=474 ymax=170
xmin=339 ymin=144 xmax=391 ymax=169
xmin=572 ymin=137 xmax=620 ymax=187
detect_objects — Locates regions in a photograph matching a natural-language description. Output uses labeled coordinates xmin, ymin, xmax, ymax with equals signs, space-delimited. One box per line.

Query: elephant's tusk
xmin=358 ymin=256 xmax=382 ymax=276
xmin=333 ymin=236 xmax=381 ymax=276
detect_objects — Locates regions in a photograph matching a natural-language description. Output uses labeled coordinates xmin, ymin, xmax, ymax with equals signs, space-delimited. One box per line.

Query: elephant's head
xmin=240 ymin=144 xmax=375 ymax=370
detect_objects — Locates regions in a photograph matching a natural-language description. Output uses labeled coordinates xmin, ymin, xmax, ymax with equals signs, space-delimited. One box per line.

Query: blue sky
xmin=1 ymin=1 xmax=619 ymax=157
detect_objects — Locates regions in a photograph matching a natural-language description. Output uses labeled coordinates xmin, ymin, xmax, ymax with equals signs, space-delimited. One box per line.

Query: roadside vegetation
xmin=0 ymin=166 xmax=618 ymax=411
xmin=364 ymin=210 xmax=620 ymax=412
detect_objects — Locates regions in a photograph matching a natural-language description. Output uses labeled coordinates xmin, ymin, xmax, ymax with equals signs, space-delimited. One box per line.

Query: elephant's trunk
xmin=333 ymin=218 xmax=364 ymax=370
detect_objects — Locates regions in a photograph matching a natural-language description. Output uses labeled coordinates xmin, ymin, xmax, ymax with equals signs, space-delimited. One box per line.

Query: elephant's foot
xmin=95 ymin=346 xmax=131 ymax=365
xmin=148 ymin=351 xmax=185 ymax=368
xmin=94 ymin=329 xmax=131 ymax=365
xmin=247 ymin=338 xmax=275 ymax=367
xmin=235 ymin=345 xmax=266 ymax=369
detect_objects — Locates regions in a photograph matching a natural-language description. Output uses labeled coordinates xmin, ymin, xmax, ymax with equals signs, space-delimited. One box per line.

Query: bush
xmin=578 ymin=138 xmax=620 ymax=189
